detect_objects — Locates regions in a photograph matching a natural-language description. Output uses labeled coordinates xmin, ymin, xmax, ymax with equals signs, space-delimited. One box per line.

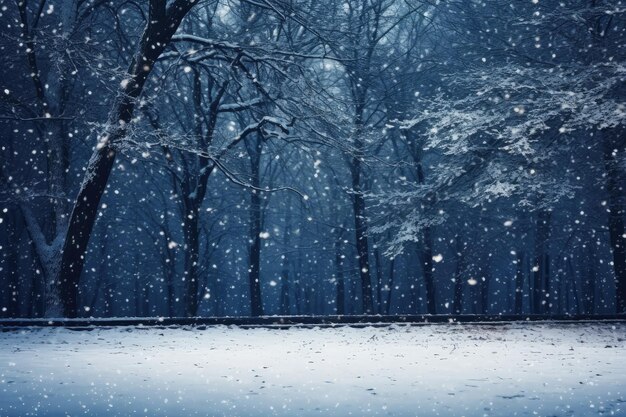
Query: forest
xmin=0 ymin=0 xmax=624 ymax=319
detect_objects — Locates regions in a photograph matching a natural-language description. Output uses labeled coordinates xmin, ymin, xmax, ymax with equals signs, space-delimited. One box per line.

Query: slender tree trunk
xmin=57 ymin=0 xmax=195 ymax=317
xmin=452 ymin=240 xmax=464 ymax=315
xmin=279 ymin=217 xmax=291 ymax=316
xmin=248 ymin=207 xmax=264 ymax=316
xmin=304 ymin=285 xmax=313 ymax=315
xmin=134 ymin=259 xmax=141 ymax=317
xmin=409 ymin=129 xmax=436 ymax=315
xmin=567 ymin=258 xmax=581 ymax=314
xmin=385 ymin=258 xmax=395 ymax=315
xmin=315 ymin=279 xmax=324 ymax=315
xmin=544 ymin=253 xmax=552 ymax=313
xmin=480 ymin=264 xmax=491 ymax=315
xmin=564 ymin=260 xmax=571 ymax=314
xmin=247 ymin=135 xmax=264 ymax=316
xmin=532 ymin=210 xmax=551 ymax=314
xmin=143 ymin=284 xmax=151 ymax=317
xmin=556 ymin=263 xmax=564 ymax=314
xmin=602 ymin=133 xmax=626 ymax=312
xmin=182 ymin=205 xmax=200 ymax=316
xmin=334 ymin=236 xmax=346 ymax=315
xmin=514 ymin=251 xmax=525 ymax=315
xmin=279 ymin=268 xmax=291 ymax=316
xmin=422 ymin=227 xmax=436 ymax=314
xmin=294 ymin=272 xmax=302 ymax=315
xmin=583 ymin=245 xmax=596 ymax=314
xmin=350 ymin=156 xmax=374 ymax=314
xmin=349 ymin=274 xmax=358 ymax=315
xmin=374 ymin=245 xmax=383 ymax=314
xmin=165 ymin=242 xmax=177 ymax=317
xmin=0 ymin=210 xmax=20 ymax=317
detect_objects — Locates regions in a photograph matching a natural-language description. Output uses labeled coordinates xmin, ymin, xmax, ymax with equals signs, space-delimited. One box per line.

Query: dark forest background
xmin=0 ymin=0 xmax=624 ymax=318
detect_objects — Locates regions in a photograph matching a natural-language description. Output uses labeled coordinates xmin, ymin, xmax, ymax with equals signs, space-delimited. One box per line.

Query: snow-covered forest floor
xmin=1 ymin=322 xmax=625 ymax=416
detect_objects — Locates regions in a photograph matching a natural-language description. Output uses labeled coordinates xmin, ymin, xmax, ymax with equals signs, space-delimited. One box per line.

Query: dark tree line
xmin=0 ymin=0 xmax=624 ymax=318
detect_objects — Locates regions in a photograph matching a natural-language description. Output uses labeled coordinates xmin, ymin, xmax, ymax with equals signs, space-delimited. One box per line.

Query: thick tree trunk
xmin=59 ymin=145 xmax=116 ymax=317
xmin=88 ymin=233 xmax=108 ymax=314
xmin=57 ymin=0 xmax=195 ymax=317
xmin=15 ymin=0 xmax=73 ymax=316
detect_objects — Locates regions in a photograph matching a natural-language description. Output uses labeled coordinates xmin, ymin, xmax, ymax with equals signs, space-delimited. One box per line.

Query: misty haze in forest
xmin=0 ymin=0 xmax=624 ymax=319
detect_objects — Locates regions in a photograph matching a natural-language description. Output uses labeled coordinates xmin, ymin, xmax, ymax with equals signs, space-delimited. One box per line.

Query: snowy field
xmin=1 ymin=322 xmax=625 ymax=417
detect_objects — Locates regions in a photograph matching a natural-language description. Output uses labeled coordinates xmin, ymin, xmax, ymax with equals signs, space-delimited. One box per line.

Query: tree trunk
xmin=480 ymin=264 xmax=491 ymax=315
xmin=566 ymin=258 xmax=581 ymax=314
xmin=182 ymin=204 xmax=200 ymax=316
xmin=532 ymin=210 xmax=551 ymax=314
xmin=334 ymin=236 xmax=346 ymax=315
xmin=373 ymin=245 xmax=383 ymax=314
xmin=409 ymin=128 xmax=436 ymax=315
xmin=385 ymin=258 xmax=395 ymax=315
xmin=165 ymin=240 xmax=177 ymax=317
xmin=452 ymin=240 xmax=464 ymax=315
xmin=57 ymin=0 xmax=195 ymax=317
xmin=59 ymin=145 xmax=116 ymax=317
xmin=279 ymin=268 xmax=291 ymax=316
xmin=143 ymin=283 xmax=151 ymax=317
xmin=294 ymin=270 xmax=302 ymax=315
xmin=1 ymin=211 xmax=20 ymax=317
xmin=583 ymin=245 xmax=596 ymax=314
xmin=350 ymin=157 xmax=374 ymax=314
xmin=422 ymin=227 xmax=436 ymax=314
xmin=279 ymin=217 xmax=291 ymax=316
xmin=514 ymin=251 xmax=525 ymax=315
xmin=134 ymin=256 xmax=141 ymax=317
xmin=247 ymin=135 xmax=264 ymax=316
xmin=564 ymin=259 xmax=571 ymax=314
xmin=88 ymin=232 xmax=108 ymax=314
xmin=15 ymin=0 xmax=72 ymax=315
xmin=544 ymin=253 xmax=551 ymax=313
xmin=602 ymin=132 xmax=626 ymax=313
xmin=248 ymin=205 xmax=264 ymax=316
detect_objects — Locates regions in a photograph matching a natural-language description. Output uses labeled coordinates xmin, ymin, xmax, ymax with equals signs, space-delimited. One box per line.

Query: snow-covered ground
xmin=1 ymin=322 xmax=624 ymax=416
